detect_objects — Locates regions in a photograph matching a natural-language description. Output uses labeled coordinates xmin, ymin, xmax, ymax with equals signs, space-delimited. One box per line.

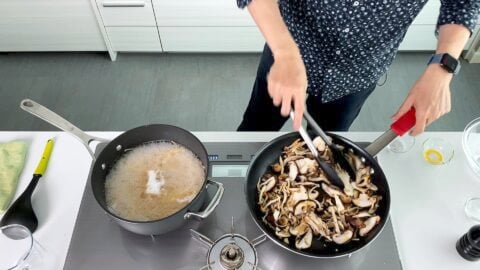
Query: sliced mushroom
xmin=339 ymin=194 xmax=352 ymax=204
xmin=308 ymin=188 xmax=320 ymax=200
xmin=275 ymin=227 xmax=291 ymax=238
xmin=292 ymin=186 xmax=309 ymax=201
xmin=321 ymin=183 xmax=343 ymax=197
xmin=347 ymin=217 xmax=365 ymax=229
xmin=304 ymin=212 xmax=330 ymax=239
xmin=309 ymin=175 xmax=330 ymax=183
xmin=328 ymin=206 xmax=341 ymax=234
xmin=283 ymin=155 xmax=304 ymax=164
xmin=288 ymin=162 xmax=298 ymax=180
xmin=295 ymin=158 xmax=317 ymax=175
xmin=313 ymin=136 xmax=326 ymax=152
xmin=273 ymin=209 xmax=280 ymax=222
xmin=336 ymin=168 xmax=354 ymax=196
xmin=294 ymin=200 xmax=317 ymax=216
xmin=333 ymin=230 xmax=353 ymax=244
xmin=295 ymin=228 xmax=313 ymax=250
xmin=275 ymin=215 xmax=289 ymax=228
xmin=352 ymin=193 xmax=375 ymax=208
xmin=352 ymin=182 xmax=369 ymax=193
xmin=359 ymin=216 xmax=380 ymax=237
xmin=260 ymin=197 xmax=280 ymax=213
xmin=353 ymin=211 xmax=372 ymax=218
xmin=355 ymin=167 xmax=370 ymax=184
xmin=263 ymin=177 xmax=276 ymax=192
xmin=272 ymin=163 xmax=282 ymax=173
xmin=334 ymin=194 xmax=345 ymax=212
xmin=350 ymin=153 xmax=365 ymax=170
xmin=290 ymin=222 xmax=310 ymax=236
xmin=257 ymin=137 xmax=382 ymax=249
xmin=279 ymin=156 xmax=284 ymax=175
xmin=369 ymin=183 xmax=378 ymax=192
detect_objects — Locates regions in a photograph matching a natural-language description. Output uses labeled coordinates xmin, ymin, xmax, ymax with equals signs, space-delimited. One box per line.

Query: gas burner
xmin=191 ymin=217 xmax=266 ymax=270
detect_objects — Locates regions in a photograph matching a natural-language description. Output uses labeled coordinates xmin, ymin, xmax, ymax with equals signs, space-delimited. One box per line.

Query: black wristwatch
xmin=427 ymin=53 xmax=461 ymax=75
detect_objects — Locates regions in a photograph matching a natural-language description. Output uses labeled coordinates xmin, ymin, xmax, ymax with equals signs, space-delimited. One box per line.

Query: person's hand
xmin=268 ymin=48 xmax=308 ymax=130
xmin=392 ymin=64 xmax=453 ymax=136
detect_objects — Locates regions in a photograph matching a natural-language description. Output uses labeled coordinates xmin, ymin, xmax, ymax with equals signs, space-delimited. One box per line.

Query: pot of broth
xmin=20 ymin=99 xmax=224 ymax=235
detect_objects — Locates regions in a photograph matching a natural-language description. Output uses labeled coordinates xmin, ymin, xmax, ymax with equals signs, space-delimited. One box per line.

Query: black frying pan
xmin=245 ymin=109 xmax=416 ymax=258
xmin=20 ymin=99 xmax=224 ymax=235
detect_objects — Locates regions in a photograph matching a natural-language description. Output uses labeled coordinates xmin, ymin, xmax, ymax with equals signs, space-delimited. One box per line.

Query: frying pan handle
xmin=365 ymin=108 xmax=416 ymax=156
xmin=184 ymin=180 xmax=224 ymax=220
xmin=20 ymin=99 xmax=108 ymax=159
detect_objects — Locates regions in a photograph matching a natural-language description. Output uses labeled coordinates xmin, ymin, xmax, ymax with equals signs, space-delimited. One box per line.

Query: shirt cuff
xmin=437 ymin=0 xmax=480 ymax=35
xmin=237 ymin=0 xmax=253 ymax=9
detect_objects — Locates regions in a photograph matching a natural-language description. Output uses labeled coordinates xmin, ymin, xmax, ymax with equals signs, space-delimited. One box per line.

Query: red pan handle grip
xmin=390 ymin=107 xmax=416 ymax=136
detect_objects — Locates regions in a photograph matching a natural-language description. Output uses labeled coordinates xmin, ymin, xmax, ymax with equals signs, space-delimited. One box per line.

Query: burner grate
xmin=192 ymin=217 xmax=266 ymax=270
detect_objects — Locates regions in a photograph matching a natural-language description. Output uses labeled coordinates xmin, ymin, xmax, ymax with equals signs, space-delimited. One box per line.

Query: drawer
xmin=158 ymin=27 xmax=264 ymax=52
xmin=0 ymin=0 xmax=106 ymax=51
xmin=399 ymin=24 xmax=480 ymax=51
xmin=97 ymin=0 xmax=156 ymax=26
xmin=152 ymin=0 xmax=254 ymax=26
xmin=106 ymin=27 xmax=162 ymax=51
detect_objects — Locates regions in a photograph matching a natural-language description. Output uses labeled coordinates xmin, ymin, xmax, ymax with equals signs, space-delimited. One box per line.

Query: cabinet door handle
xmin=102 ymin=1 xmax=145 ymax=7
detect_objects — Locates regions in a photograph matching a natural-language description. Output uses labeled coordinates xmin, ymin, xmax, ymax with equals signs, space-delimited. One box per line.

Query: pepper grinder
xmin=456 ymin=225 xmax=480 ymax=261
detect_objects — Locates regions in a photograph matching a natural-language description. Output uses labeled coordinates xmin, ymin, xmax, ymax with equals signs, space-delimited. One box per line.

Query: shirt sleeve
xmin=437 ymin=0 xmax=480 ymax=34
xmin=237 ymin=0 xmax=253 ymax=9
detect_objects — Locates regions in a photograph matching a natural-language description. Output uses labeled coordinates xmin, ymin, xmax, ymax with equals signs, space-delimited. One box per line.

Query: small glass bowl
xmin=422 ymin=138 xmax=454 ymax=165
xmin=465 ymin=197 xmax=480 ymax=222
xmin=463 ymin=117 xmax=480 ymax=178
xmin=387 ymin=135 xmax=415 ymax=153
xmin=0 ymin=224 xmax=53 ymax=270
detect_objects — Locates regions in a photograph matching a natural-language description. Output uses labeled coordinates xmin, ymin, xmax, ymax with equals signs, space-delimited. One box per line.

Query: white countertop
xmin=1 ymin=131 xmax=479 ymax=269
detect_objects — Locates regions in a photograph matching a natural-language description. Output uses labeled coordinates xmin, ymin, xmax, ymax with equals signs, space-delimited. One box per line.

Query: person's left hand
xmin=392 ymin=64 xmax=453 ymax=136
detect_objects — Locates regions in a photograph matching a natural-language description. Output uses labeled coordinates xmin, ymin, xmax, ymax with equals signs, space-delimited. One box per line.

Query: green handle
xmin=34 ymin=139 xmax=54 ymax=176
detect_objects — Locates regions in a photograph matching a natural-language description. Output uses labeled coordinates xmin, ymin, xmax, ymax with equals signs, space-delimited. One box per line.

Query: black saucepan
xmin=20 ymin=99 xmax=224 ymax=235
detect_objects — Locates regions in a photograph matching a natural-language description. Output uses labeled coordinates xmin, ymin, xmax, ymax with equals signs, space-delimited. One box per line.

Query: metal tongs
xmin=290 ymin=110 xmax=357 ymax=189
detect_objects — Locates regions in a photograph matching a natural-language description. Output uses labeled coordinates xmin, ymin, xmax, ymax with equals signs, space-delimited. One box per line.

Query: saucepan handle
xmin=365 ymin=107 xmax=417 ymax=157
xmin=20 ymin=99 xmax=108 ymax=159
xmin=184 ymin=180 xmax=224 ymax=220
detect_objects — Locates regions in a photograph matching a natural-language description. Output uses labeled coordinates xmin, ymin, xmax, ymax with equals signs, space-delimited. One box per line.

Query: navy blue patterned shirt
xmin=237 ymin=0 xmax=480 ymax=102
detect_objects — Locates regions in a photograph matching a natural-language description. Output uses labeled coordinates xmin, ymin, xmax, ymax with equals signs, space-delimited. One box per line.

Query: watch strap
xmin=428 ymin=53 xmax=461 ymax=75
xmin=428 ymin=54 xmax=444 ymax=65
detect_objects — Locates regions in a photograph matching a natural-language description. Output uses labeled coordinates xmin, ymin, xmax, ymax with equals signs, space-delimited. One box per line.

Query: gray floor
xmin=0 ymin=52 xmax=479 ymax=132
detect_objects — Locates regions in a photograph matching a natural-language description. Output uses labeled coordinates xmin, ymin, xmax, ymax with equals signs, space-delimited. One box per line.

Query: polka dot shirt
xmin=237 ymin=0 xmax=480 ymax=103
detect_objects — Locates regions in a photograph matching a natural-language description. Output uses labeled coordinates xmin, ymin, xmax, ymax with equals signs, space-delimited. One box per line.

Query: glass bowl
xmin=422 ymin=138 xmax=454 ymax=165
xmin=463 ymin=117 xmax=480 ymax=178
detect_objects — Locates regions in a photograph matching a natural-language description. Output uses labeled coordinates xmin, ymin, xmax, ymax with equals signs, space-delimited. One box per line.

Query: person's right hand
xmin=267 ymin=48 xmax=308 ymax=131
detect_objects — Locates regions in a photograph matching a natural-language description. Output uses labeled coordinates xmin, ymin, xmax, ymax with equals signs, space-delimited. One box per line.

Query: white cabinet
xmin=107 ymin=27 xmax=162 ymax=51
xmin=95 ymin=0 xmax=162 ymax=53
xmin=152 ymin=0 xmax=259 ymax=52
xmin=400 ymin=25 xmax=480 ymax=51
xmin=1 ymin=0 xmax=477 ymax=55
xmin=0 ymin=0 xmax=106 ymax=51
xmin=400 ymin=0 xmax=479 ymax=51
xmin=159 ymin=27 xmax=263 ymax=52
xmin=97 ymin=0 xmax=157 ymax=26
xmin=152 ymin=0 xmax=478 ymax=53
xmin=153 ymin=0 xmax=254 ymax=26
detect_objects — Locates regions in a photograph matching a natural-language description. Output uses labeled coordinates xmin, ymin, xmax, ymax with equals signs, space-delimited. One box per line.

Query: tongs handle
xmin=303 ymin=111 xmax=332 ymax=146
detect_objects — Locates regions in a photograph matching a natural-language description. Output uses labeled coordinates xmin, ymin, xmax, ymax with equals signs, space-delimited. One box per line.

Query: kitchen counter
xmin=1 ymin=131 xmax=479 ymax=269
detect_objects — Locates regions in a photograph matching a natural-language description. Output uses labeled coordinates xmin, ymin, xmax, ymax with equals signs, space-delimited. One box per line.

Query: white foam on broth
xmin=104 ymin=142 xmax=205 ymax=221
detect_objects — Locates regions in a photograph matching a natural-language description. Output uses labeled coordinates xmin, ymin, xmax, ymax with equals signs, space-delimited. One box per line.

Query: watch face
xmin=441 ymin=54 xmax=458 ymax=72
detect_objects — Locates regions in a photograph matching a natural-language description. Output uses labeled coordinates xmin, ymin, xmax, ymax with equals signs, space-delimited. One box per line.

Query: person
xmin=236 ymin=0 xmax=480 ymax=134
